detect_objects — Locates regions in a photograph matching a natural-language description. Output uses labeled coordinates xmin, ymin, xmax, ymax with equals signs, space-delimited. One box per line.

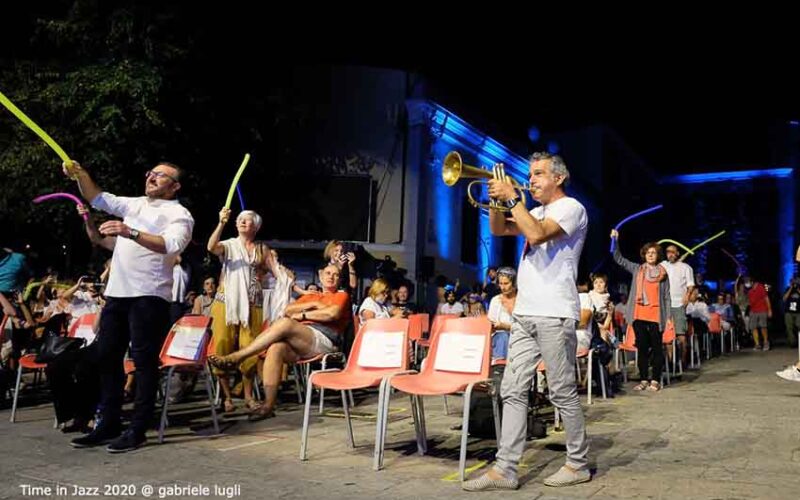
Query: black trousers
xmin=46 ymin=342 xmax=101 ymax=424
xmin=633 ymin=320 xmax=663 ymax=382
xmin=97 ymin=296 xmax=170 ymax=435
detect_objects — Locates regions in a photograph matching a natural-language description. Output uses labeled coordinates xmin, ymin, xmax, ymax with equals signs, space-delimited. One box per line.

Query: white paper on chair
xmin=433 ymin=333 xmax=485 ymax=373
xmin=166 ymin=326 xmax=206 ymax=361
xmin=73 ymin=325 xmax=96 ymax=345
xmin=357 ymin=331 xmax=404 ymax=368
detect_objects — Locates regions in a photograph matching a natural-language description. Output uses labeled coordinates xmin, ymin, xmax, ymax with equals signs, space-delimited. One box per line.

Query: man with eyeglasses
xmin=63 ymin=161 xmax=193 ymax=453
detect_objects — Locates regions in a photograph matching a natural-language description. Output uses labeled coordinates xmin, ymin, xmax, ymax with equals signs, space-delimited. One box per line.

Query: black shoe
xmin=70 ymin=425 xmax=121 ymax=448
xmin=106 ymin=430 xmax=146 ymax=453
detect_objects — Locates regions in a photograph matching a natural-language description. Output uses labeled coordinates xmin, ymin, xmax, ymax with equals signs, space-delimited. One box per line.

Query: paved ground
xmin=1 ymin=348 xmax=799 ymax=500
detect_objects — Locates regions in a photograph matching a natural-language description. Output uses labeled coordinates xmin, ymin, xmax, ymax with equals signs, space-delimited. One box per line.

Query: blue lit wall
xmin=424 ymin=102 xmax=530 ymax=281
xmin=663 ymin=167 xmax=795 ymax=289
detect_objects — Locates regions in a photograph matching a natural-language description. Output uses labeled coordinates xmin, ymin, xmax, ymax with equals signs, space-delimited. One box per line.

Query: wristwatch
xmin=504 ymin=197 xmax=520 ymax=210
xmin=128 ymin=228 xmax=141 ymax=240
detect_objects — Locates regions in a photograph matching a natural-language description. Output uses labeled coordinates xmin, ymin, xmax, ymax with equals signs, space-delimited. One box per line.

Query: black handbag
xmin=34 ymin=335 xmax=85 ymax=363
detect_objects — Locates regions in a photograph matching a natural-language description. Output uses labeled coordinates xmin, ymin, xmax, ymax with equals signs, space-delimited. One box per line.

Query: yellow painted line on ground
xmin=323 ymin=407 xmax=406 ymax=421
xmin=441 ymin=460 xmax=488 ymax=482
xmin=217 ymin=438 xmax=277 ymax=452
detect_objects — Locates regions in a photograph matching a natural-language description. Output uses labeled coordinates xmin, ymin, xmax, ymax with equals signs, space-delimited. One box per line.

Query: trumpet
xmin=441 ymin=151 xmax=529 ymax=212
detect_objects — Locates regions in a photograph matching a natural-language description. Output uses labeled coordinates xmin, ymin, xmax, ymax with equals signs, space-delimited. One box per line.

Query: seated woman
xmin=358 ymin=278 xmax=394 ymax=323
xmin=209 ymin=264 xmax=351 ymax=421
xmin=46 ymin=311 xmax=102 ymax=433
xmin=487 ymin=267 xmax=516 ymax=362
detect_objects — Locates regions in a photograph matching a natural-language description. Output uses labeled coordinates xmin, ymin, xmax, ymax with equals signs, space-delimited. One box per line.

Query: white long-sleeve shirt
xmin=92 ymin=192 xmax=194 ymax=301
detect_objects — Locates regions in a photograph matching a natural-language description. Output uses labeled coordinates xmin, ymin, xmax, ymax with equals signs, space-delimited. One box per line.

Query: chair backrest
xmin=662 ymin=319 xmax=676 ymax=343
xmin=159 ymin=314 xmax=213 ymax=365
xmin=343 ymin=317 xmax=410 ymax=377
xmin=620 ymin=324 xmax=637 ymax=350
xmin=708 ymin=312 xmax=722 ymax=333
xmin=407 ymin=314 xmax=426 ymax=342
xmin=68 ymin=313 xmax=98 ymax=344
xmin=429 ymin=314 xmax=457 ymax=340
xmin=422 ymin=316 xmax=491 ymax=379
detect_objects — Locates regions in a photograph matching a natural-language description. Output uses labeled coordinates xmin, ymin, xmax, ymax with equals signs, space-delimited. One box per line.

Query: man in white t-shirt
xmin=661 ymin=245 xmax=695 ymax=369
xmin=463 ymin=152 xmax=590 ymax=491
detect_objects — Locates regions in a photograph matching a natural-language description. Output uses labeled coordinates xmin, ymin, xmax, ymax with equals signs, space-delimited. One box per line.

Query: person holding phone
xmin=323 ymin=240 xmax=357 ymax=292
xmin=783 ymin=276 xmax=800 ymax=348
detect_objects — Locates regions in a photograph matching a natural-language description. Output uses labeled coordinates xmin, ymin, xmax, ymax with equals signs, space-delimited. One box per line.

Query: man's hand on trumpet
xmin=488 ymin=168 xmax=518 ymax=203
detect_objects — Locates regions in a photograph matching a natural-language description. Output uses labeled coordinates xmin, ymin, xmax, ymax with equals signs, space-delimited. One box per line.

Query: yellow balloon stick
xmin=658 ymin=239 xmax=695 ymax=256
xmin=224 ymin=154 xmax=251 ymax=209
xmin=675 ymin=230 xmax=727 ymax=262
xmin=688 ymin=230 xmax=726 ymax=253
xmin=0 ymin=89 xmax=75 ymax=174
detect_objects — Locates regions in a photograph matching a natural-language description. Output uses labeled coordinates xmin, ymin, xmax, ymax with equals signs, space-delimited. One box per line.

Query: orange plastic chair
xmin=300 ymin=318 xmax=410 ymax=462
xmin=616 ymin=324 xmax=637 ymax=383
xmin=157 ymin=314 xmax=219 ymax=443
xmin=376 ymin=316 xmax=495 ymax=482
xmin=708 ymin=312 xmax=724 ymax=355
xmin=407 ymin=313 xmax=428 ymax=363
xmin=415 ymin=313 xmax=455 ymax=350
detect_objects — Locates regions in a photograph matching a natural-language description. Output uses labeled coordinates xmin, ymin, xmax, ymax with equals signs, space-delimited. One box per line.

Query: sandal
xmin=646 ymin=381 xmax=661 ymax=392
xmin=223 ymin=399 xmax=236 ymax=413
xmin=208 ymin=354 xmax=238 ymax=371
xmin=247 ymin=406 xmax=275 ymax=422
xmin=244 ymin=399 xmax=261 ymax=411
xmin=633 ymin=381 xmax=649 ymax=391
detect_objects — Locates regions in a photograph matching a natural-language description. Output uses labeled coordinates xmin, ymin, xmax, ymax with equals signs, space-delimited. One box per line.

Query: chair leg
xmin=316 ymin=363 xmax=326 ymax=414
xmin=460 ymin=385 xmax=476 ymax=483
xmin=417 ymin=396 xmax=428 ymax=453
xmin=204 ymin=365 xmax=221 ymax=436
xmin=587 ymin=351 xmax=593 ymax=405
xmin=299 ymin=374 xmax=316 ymax=461
xmin=341 ymin=390 xmax=355 ymax=449
xmin=491 ymin=386 xmax=502 ymax=449
xmin=293 ymin=365 xmax=304 ymax=404
xmin=10 ymin=363 xmax=23 ymax=423
xmin=409 ymin=395 xmax=424 ymax=456
xmin=599 ymin=361 xmax=607 ymax=399
xmin=159 ymin=366 xmax=175 ymax=443
xmin=373 ymin=379 xmax=389 ymax=471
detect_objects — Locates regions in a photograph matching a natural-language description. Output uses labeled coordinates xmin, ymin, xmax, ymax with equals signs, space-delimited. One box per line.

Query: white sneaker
xmin=776 ymin=366 xmax=800 ymax=382
xmin=763 ymin=342 xmax=770 ymax=351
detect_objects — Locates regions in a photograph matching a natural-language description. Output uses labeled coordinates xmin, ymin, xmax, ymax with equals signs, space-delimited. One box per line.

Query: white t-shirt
xmin=576 ymin=292 xmax=593 ymax=350
xmin=358 ymin=296 xmax=391 ymax=321
xmin=171 ymin=264 xmax=190 ymax=302
xmin=487 ymin=295 xmax=513 ymax=331
xmin=661 ymin=260 xmax=695 ymax=308
xmin=438 ymin=301 xmax=465 ymax=316
xmin=92 ymin=193 xmax=194 ymax=301
xmin=514 ymin=196 xmax=588 ymax=321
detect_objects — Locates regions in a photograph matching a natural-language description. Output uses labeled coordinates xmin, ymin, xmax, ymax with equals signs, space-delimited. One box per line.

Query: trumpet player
xmin=463 ymin=152 xmax=591 ymax=491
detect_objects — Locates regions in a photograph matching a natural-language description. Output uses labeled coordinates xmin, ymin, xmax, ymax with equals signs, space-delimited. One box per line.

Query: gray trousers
xmin=495 ymin=315 xmax=589 ymax=476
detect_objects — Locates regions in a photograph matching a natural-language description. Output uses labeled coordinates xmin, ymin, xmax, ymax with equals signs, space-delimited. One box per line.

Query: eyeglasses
xmin=145 ymin=170 xmax=178 ymax=183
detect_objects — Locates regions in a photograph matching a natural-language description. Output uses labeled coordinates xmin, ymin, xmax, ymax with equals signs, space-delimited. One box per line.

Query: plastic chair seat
xmin=391 ymin=372 xmax=484 ymax=396
xmin=310 ymin=371 xmax=386 ymax=391
xmin=19 ymin=354 xmax=46 ymax=370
